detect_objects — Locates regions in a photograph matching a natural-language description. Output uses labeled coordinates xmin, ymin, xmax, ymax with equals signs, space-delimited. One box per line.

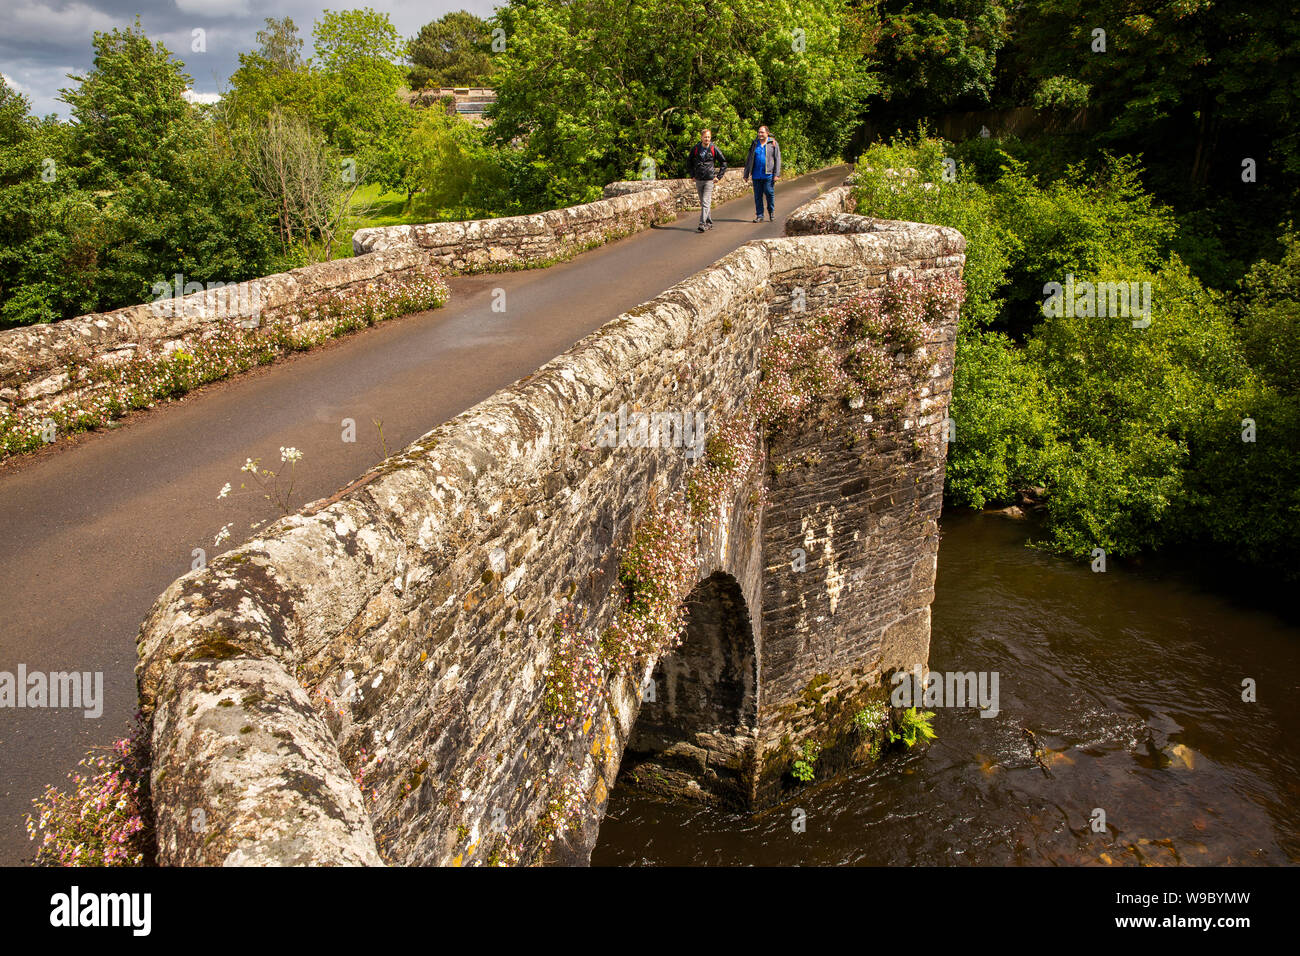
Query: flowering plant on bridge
xmin=24 ymin=713 xmax=155 ymax=866
xmin=550 ymin=275 xmax=967 ymax=723
xmin=542 ymin=607 xmax=602 ymax=733
xmin=601 ymin=504 xmax=697 ymax=673
xmin=548 ymin=408 xmax=766 ymax=726
xmin=535 ymin=769 xmax=585 ymax=849
xmin=755 ymin=275 xmax=964 ymax=433
xmin=214 ymin=446 xmax=307 ymax=524
xmin=755 ymin=313 xmax=851 ymax=430
xmin=0 ymin=267 xmax=450 ymax=461
xmin=686 ymin=410 xmax=763 ymax=520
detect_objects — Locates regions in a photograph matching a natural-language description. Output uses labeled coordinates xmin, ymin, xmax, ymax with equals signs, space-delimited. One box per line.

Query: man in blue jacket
xmin=743 ymin=125 xmax=781 ymax=222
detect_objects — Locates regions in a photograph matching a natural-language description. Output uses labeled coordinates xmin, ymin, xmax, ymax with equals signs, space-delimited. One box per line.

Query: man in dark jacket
xmin=688 ymin=129 xmax=727 ymax=232
xmin=743 ymin=125 xmax=781 ymax=222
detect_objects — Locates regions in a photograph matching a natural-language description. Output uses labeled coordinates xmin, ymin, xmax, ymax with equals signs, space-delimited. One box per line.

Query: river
xmin=593 ymin=510 xmax=1300 ymax=865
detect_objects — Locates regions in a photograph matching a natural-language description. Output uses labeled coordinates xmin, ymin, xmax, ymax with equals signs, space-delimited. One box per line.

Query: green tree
xmin=400 ymin=109 xmax=512 ymax=217
xmin=1026 ymin=259 xmax=1245 ymax=557
xmin=407 ymin=11 xmax=497 ymax=89
xmin=489 ymin=0 xmax=877 ymax=205
xmin=59 ymin=19 xmax=197 ymax=187
xmin=243 ymin=109 xmax=360 ymax=260
xmin=1008 ymin=0 xmax=1300 ymax=186
xmin=92 ymin=126 xmax=280 ymax=305
xmin=1235 ymin=229 xmax=1300 ymax=396
xmin=946 ymin=328 xmax=1061 ymax=508
xmin=256 ymin=15 xmax=305 ymax=71
xmin=869 ymin=0 xmax=1011 ymax=119
xmin=852 ymin=133 xmax=1291 ymax=570
xmin=222 ymin=17 xmax=324 ymax=130
xmin=0 ymin=76 xmax=104 ymax=325
xmin=23 ymin=24 xmax=280 ymax=318
xmin=1177 ymin=231 xmax=1300 ymax=574
xmin=312 ymin=8 xmax=410 ymax=177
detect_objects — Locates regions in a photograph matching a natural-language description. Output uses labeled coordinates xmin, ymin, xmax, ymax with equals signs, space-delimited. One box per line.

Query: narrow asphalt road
xmin=0 ymin=166 xmax=848 ymax=864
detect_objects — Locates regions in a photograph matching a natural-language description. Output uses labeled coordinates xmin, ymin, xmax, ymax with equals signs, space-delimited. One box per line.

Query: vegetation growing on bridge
xmin=533 ymin=768 xmax=585 ymax=854
xmin=24 ymin=714 xmax=155 ymax=866
xmin=889 ymin=707 xmax=938 ymax=748
xmin=541 ymin=607 xmax=602 ymax=733
xmin=791 ymin=741 xmax=822 ymax=782
xmin=686 ymin=413 xmax=764 ymax=521
xmin=598 ymin=408 xmax=766 ymax=678
xmin=546 ymin=276 xmax=958 ymax=734
xmin=754 ymin=274 xmax=964 ymax=437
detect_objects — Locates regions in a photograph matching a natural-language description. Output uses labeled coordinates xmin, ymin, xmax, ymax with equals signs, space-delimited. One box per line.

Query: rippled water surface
xmin=593 ymin=512 xmax=1300 ymax=866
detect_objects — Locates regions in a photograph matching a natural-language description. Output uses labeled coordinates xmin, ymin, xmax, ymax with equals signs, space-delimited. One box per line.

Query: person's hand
xmin=743 ymin=176 xmax=749 ymax=183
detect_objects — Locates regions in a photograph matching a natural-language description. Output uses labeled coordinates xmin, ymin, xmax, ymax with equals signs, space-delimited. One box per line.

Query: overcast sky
xmin=0 ymin=0 xmax=501 ymax=118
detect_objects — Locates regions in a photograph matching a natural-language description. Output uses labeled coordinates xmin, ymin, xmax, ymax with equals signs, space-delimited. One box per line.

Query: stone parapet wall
xmin=135 ymin=195 xmax=965 ymax=866
xmin=351 ymin=188 xmax=676 ymax=267
xmin=603 ymin=168 xmax=757 ymax=211
xmin=136 ymin=239 xmax=776 ymax=867
xmin=0 ymin=248 xmax=432 ymax=415
xmin=781 ymin=184 xmax=932 ymax=236
xmin=0 ymin=187 xmax=677 ymax=420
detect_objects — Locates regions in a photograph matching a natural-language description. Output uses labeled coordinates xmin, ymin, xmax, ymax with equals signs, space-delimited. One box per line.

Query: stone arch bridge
xmin=135 ymin=185 xmax=965 ymax=865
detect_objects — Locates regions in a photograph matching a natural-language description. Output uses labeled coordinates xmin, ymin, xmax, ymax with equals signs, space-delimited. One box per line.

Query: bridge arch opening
xmin=618 ymin=571 xmax=758 ymax=806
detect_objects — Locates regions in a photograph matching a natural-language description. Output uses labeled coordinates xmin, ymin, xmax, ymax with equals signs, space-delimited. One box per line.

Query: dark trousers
xmin=752 ymin=177 xmax=774 ymax=217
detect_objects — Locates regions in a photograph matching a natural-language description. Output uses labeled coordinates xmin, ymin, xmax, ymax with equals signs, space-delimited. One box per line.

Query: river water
xmin=593 ymin=511 xmax=1300 ymax=866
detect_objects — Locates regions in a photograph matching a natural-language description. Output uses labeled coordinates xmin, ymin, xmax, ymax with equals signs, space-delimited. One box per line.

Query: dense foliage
xmin=488 ymin=0 xmax=878 ymax=205
xmin=853 ymin=134 xmax=1299 ymax=574
xmin=0 ymin=27 xmax=278 ymax=327
xmin=407 ymin=11 xmax=497 ymax=89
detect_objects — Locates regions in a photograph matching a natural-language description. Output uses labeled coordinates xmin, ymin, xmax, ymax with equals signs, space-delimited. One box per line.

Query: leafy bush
xmin=946 ymin=328 xmax=1060 ymax=509
xmin=854 ymin=133 xmax=1297 ymax=573
xmin=888 ymin=708 xmax=937 ymax=748
xmin=1031 ymin=75 xmax=1091 ymax=111
xmin=854 ymin=137 xmax=1012 ymax=331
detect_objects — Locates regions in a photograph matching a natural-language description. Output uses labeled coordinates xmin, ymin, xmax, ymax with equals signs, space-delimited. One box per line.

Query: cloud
xmin=182 ymin=88 xmax=222 ymax=104
xmin=1 ymin=73 xmax=28 ymax=93
xmin=0 ymin=63 xmax=82 ymax=117
xmin=0 ymin=1 xmax=508 ymax=119
xmin=7 ymin=2 xmax=121 ymax=46
xmin=174 ymin=0 xmax=251 ymax=16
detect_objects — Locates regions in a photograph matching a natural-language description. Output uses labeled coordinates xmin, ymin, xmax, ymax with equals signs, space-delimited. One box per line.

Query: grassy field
xmin=323 ymin=184 xmax=414 ymax=259
xmin=321 ymin=183 xmax=446 ymax=260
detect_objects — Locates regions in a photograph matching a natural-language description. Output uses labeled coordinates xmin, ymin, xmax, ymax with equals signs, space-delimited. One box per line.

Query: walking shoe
xmin=697 ymin=223 xmax=706 ymax=232
xmin=768 ymin=214 xmax=775 ymax=222
xmin=754 ymin=215 xmax=764 ymax=222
